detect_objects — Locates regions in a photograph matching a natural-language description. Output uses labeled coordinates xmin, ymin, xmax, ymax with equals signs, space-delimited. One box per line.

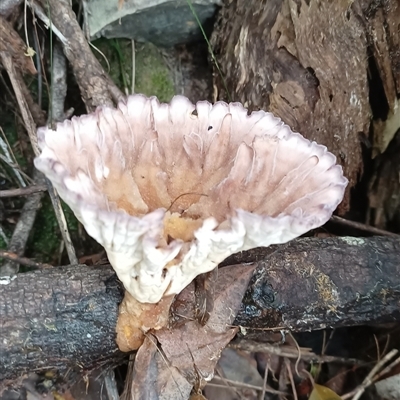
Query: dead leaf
xmin=204 ymin=348 xmax=263 ymax=400
xmin=206 ymin=264 xmax=256 ymax=333
xmin=131 ymin=334 xmax=192 ymax=400
xmin=194 ymin=268 xmax=218 ymax=326
xmin=128 ymin=264 xmax=256 ymax=399
xmin=309 ymin=383 xmax=341 ymax=400
xmin=157 ymin=321 xmax=237 ymax=384
xmin=156 ymin=264 xmax=256 ymax=386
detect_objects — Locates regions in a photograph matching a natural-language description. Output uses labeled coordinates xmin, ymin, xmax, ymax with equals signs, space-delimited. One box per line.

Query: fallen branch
xmin=32 ymin=0 xmax=124 ymax=110
xmin=1 ymin=236 xmax=400 ymax=385
xmin=0 ymin=170 xmax=45 ymax=279
xmin=0 ymin=184 xmax=48 ymax=197
xmin=0 ymin=250 xmax=53 ymax=269
xmin=230 ymin=236 xmax=400 ymax=335
xmin=330 ymin=215 xmax=399 ymax=237
xmin=0 ymin=49 xmax=78 ymax=268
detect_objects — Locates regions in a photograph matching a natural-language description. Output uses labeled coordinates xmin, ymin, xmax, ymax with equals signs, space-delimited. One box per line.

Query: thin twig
xmin=33 ymin=19 xmax=43 ymax=108
xmin=103 ymin=369 xmax=120 ymax=400
xmin=230 ymin=340 xmax=364 ymax=365
xmin=211 ymin=376 xmax=287 ymax=395
xmin=342 ymin=349 xmax=399 ymax=400
xmin=31 ymin=8 xmax=51 ymax=114
xmin=120 ymin=353 xmax=136 ymax=400
xmin=372 ymin=354 xmax=400 ymax=382
xmin=287 ymin=331 xmax=302 ymax=377
xmin=0 ymin=51 xmax=78 ymax=265
xmin=0 ymin=154 xmax=32 ymax=183
xmin=43 ymin=38 xmax=78 ymax=265
xmin=0 ymin=126 xmax=25 ymax=172
xmin=330 ymin=215 xmax=399 ymax=237
xmin=29 ymin=2 xmax=68 ymax=46
xmin=0 ymin=52 xmax=40 ymax=156
xmin=259 ymin=361 xmax=269 ymax=400
xmin=0 ymin=131 xmax=26 ymax=187
xmin=0 ymin=184 xmax=48 ymax=197
xmin=285 ymin=358 xmax=298 ymax=400
xmin=50 ymin=41 xmax=68 ymax=122
xmin=0 ymin=250 xmax=53 ymax=269
xmin=131 ymin=39 xmax=135 ymax=93
xmin=0 ymin=170 xmax=45 ymax=278
xmin=23 ymin=0 xmax=32 ymax=52
xmin=214 ymin=365 xmax=244 ymax=400
xmin=0 ymin=227 xmax=9 ymax=246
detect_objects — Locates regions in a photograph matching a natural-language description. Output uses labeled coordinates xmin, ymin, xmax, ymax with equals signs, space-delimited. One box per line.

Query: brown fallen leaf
xmin=127 ymin=264 xmax=256 ymax=399
xmin=156 ymin=321 xmax=237 ymax=384
xmin=131 ymin=334 xmax=193 ymax=400
xmin=158 ymin=265 xmax=256 ymax=386
xmin=194 ymin=268 xmax=218 ymax=326
xmin=204 ymin=348 xmax=263 ymax=400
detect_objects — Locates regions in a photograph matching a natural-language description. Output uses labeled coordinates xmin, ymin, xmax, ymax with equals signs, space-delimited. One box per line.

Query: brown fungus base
xmin=116 ymin=292 xmax=175 ymax=352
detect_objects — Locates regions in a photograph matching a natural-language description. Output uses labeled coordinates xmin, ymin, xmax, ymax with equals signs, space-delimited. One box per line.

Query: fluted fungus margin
xmin=34 ymin=94 xmax=348 ymax=350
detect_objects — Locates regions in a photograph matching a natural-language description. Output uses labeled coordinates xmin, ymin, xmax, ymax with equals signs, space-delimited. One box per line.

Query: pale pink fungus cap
xmin=34 ymin=95 xmax=348 ymax=303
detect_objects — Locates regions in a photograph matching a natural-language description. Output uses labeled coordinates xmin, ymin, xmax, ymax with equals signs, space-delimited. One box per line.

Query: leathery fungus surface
xmin=35 ymin=94 xmax=347 ymax=350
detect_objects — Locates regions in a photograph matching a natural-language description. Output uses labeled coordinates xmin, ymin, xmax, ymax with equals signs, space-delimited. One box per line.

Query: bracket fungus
xmin=34 ymin=94 xmax=347 ymax=350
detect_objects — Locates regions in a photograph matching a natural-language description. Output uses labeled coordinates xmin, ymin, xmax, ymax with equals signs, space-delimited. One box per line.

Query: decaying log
xmin=1 ymin=236 xmax=400 ymax=384
xmin=232 ymin=236 xmax=400 ymax=333
xmin=211 ymin=0 xmax=400 ymax=212
xmin=0 ymin=266 xmax=124 ymax=386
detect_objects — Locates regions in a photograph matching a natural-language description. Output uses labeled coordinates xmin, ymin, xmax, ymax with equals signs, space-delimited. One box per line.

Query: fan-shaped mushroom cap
xmin=34 ymin=95 xmax=348 ymax=303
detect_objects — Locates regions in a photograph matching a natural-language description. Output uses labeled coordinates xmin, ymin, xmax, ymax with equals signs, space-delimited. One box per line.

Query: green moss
xmin=0 ymin=234 xmax=7 ymax=250
xmin=27 ymin=196 xmax=79 ymax=263
xmin=92 ymin=38 xmax=175 ymax=101
xmin=134 ymin=42 xmax=175 ymax=102
xmin=92 ymin=38 xmax=130 ymax=90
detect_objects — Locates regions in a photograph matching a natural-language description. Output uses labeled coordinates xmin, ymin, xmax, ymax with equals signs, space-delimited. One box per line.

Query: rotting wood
xmin=0 ymin=16 xmax=37 ymax=75
xmin=231 ymin=236 xmax=400 ymax=335
xmin=211 ymin=0 xmax=400 ymax=213
xmin=1 ymin=236 xmax=400 ymax=385
xmin=0 ymin=265 xmax=124 ymax=387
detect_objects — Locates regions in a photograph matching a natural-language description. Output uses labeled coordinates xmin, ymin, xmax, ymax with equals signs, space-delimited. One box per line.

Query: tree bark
xmin=0 ymin=265 xmax=124 ymax=386
xmin=232 ymin=236 xmax=400 ymax=334
xmin=211 ymin=0 xmax=400 ymax=213
xmin=1 ymin=236 xmax=400 ymax=385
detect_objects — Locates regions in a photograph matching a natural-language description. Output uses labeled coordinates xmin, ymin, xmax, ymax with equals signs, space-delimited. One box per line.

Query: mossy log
xmin=1 ymin=236 xmax=400 ymax=385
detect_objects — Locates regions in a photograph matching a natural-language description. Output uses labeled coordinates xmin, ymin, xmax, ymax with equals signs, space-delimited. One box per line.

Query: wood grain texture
xmin=212 ymin=0 xmax=400 ymax=213
xmin=1 ymin=236 xmax=400 ymax=384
